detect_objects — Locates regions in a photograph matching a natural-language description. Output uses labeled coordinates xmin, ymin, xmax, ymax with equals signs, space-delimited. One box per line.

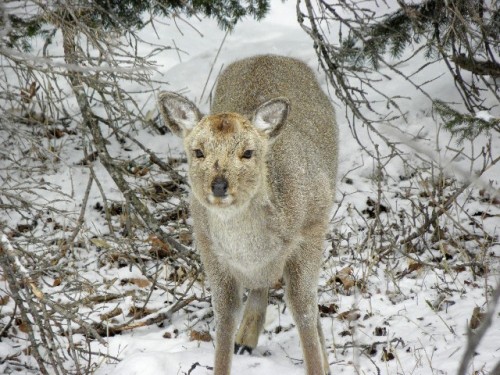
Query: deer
xmin=158 ymin=54 xmax=338 ymax=375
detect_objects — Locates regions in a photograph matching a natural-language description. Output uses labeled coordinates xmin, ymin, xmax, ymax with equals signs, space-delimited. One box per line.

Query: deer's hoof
xmin=234 ymin=343 xmax=253 ymax=355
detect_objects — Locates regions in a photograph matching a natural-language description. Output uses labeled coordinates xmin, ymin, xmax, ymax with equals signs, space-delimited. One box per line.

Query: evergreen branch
xmin=433 ymin=100 xmax=500 ymax=142
xmin=452 ymin=54 xmax=500 ymax=77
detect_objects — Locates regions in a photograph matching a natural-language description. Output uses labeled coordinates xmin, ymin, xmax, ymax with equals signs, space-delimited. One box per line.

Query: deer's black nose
xmin=211 ymin=176 xmax=228 ymax=197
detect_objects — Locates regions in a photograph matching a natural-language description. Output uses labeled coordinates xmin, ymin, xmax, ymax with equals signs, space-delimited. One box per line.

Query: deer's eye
xmin=242 ymin=150 xmax=254 ymax=159
xmin=194 ymin=149 xmax=204 ymax=159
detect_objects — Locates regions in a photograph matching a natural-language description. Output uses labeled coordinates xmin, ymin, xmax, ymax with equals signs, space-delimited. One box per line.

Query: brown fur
xmin=207 ymin=113 xmax=246 ymax=134
xmin=158 ymin=54 xmax=338 ymax=374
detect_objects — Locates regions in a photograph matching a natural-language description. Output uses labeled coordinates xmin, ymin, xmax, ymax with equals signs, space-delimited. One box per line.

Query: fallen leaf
xmin=332 ymin=266 xmax=355 ymax=292
xmin=381 ymin=347 xmax=395 ymax=361
xmin=128 ymin=164 xmax=150 ymax=176
xmin=76 ymin=151 xmax=99 ymax=166
xmin=407 ymin=261 xmax=423 ymax=273
xmin=190 ymin=330 xmax=212 ymax=342
xmin=469 ymin=307 xmax=486 ymax=330
xmin=0 ymin=295 xmax=10 ymax=306
xmin=121 ymin=278 xmax=150 ymax=288
xmin=169 ymin=265 xmax=188 ymax=283
xmin=100 ymin=308 xmax=123 ymax=321
xmin=16 ymin=318 xmax=30 ymax=333
xmin=148 ymin=235 xmax=171 ymax=257
xmin=46 ymin=127 xmax=65 ymax=139
xmin=90 ymin=237 xmax=112 ymax=250
xmin=367 ymin=343 xmax=377 ymax=356
xmin=128 ymin=306 xmax=157 ymax=319
xmin=319 ymin=303 xmax=338 ymax=316
xmin=337 ymin=309 xmax=361 ymax=321
xmin=179 ymin=230 xmax=193 ymax=245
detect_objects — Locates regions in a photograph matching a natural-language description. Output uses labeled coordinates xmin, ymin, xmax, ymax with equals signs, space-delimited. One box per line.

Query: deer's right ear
xmin=158 ymin=91 xmax=202 ymax=137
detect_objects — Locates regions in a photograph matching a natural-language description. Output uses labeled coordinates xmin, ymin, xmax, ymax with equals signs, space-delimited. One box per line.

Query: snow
xmin=1 ymin=1 xmax=499 ymax=375
xmin=476 ymin=111 xmax=496 ymax=122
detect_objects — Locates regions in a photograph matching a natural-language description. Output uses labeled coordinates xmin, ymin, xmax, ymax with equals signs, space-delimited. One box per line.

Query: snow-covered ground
xmin=1 ymin=1 xmax=499 ymax=375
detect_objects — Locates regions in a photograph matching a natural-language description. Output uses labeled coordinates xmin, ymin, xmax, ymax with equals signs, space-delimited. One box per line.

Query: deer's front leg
xmin=284 ymin=240 xmax=330 ymax=375
xmin=211 ymin=273 xmax=242 ymax=375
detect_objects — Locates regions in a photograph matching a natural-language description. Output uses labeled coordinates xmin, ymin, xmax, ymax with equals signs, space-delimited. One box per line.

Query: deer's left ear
xmin=252 ymin=97 xmax=289 ymax=139
xmin=158 ymin=91 xmax=202 ymax=137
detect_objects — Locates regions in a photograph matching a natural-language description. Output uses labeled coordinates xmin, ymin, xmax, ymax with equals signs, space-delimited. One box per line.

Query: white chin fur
xmin=207 ymin=194 xmax=234 ymax=206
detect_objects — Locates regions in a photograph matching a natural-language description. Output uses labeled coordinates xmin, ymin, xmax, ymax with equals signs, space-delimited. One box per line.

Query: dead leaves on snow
xmin=143 ymin=181 xmax=185 ymax=203
xmin=318 ymin=303 xmax=339 ymax=316
xmin=148 ymin=235 xmax=172 ymax=259
xmin=381 ymin=347 xmax=396 ymax=361
xmin=373 ymin=326 xmax=387 ymax=336
xmin=328 ymin=266 xmax=366 ymax=295
xmin=469 ymin=306 xmax=486 ymax=330
xmin=332 ymin=266 xmax=356 ymax=293
xmin=337 ymin=309 xmax=361 ymax=322
xmin=120 ymin=278 xmax=151 ymax=288
xmin=320 ymin=288 xmax=406 ymax=365
xmin=189 ymin=329 xmax=212 ymax=342
xmin=99 ymin=307 xmax=123 ymax=321
xmin=0 ymin=295 xmax=10 ymax=306
xmin=425 ymin=293 xmax=456 ymax=312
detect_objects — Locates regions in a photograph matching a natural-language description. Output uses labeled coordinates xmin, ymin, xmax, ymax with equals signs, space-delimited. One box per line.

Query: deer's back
xmin=212 ymin=55 xmax=338 ymax=228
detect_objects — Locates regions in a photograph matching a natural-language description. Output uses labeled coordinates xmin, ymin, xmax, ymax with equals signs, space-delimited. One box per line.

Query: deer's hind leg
xmin=235 ymin=288 xmax=268 ymax=354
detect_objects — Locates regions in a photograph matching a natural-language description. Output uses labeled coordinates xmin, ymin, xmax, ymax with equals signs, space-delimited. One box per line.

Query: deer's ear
xmin=158 ymin=91 xmax=202 ymax=137
xmin=252 ymin=97 xmax=289 ymax=139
